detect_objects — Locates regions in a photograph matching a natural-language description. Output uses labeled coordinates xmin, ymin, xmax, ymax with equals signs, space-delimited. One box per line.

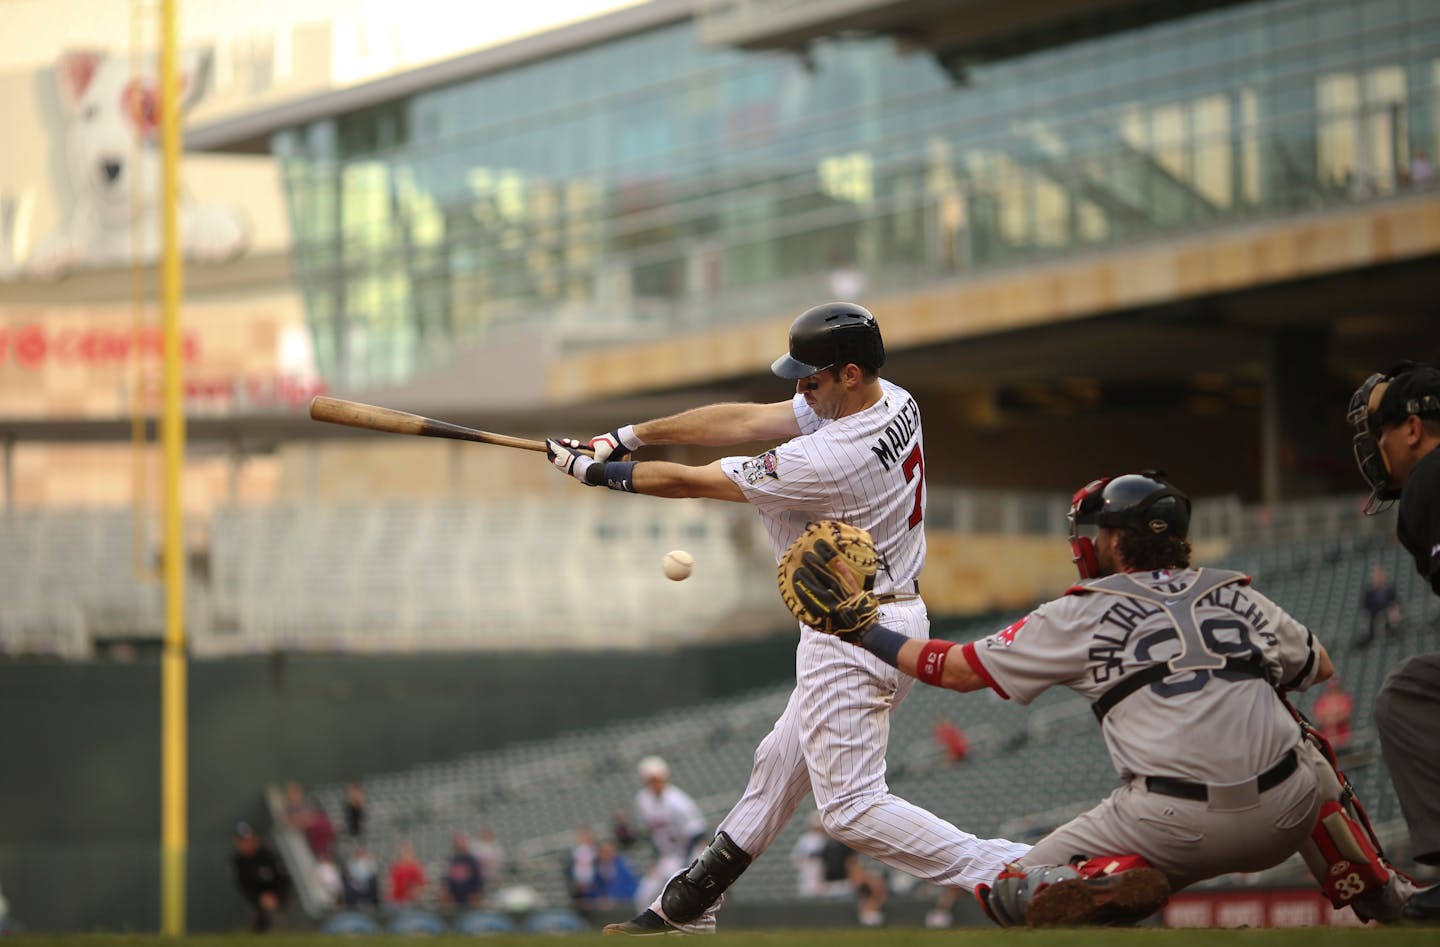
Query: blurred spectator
xmin=443 ymin=832 xmax=485 ymax=909
xmin=820 ymin=835 xmax=887 ymax=927
xmin=344 ymin=843 xmax=382 ymax=909
xmin=932 ymin=716 xmax=970 ymax=763
xmin=314 ymin=852 xmax=344 ymax=908
xmin=343 ymin=781 xmax=367 ymax=839
xmin=283 ymin=780 xmax=336 ymax=858
xmin=231 ymin=821 xmax=290 ymax=932
xmin=925 ymin=887 xmax=960 ymax=929
xmin=1314 ymin=676 xmax=1356 ymax=751
xmin=1358 ymin=564 xmax=1402 ymax=649
xmin=611 ymin=808 xmax=638 ymax=851
xmin=564 ymin=828 xmax=601 ymax=911
xmin=387 ymin=841 xmax=427 ymax=906
xmin=471 ymin=826 xmax=506 ymax=886
xmin=303 ymin=804 xmax=336 ymax=860
xmin=632 ymin=756 xmax=706 ymax=912
xmin=790 ymin=813 xmax=828 ymax=896
xmin=594 ymin=840 xmax=639 ymax=907
xmin=1413 ymin=150 xmax=1434 ymax=187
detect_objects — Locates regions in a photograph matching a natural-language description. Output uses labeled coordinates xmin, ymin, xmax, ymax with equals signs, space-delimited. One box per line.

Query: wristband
xmin=616 ymin=424 xmax=645 ymax=450
xmin=855 ymin=624 xmax=907 ymax=668
xmin=585 ymin=460 xmax=638 ymax=493
xmin=568 ymin=453 xmax=599 ymax=484
xmin=917 ymin=640 xmax=956 ymax=687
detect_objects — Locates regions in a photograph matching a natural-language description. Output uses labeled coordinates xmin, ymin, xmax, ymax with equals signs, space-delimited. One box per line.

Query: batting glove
xmin=589 ymin=424 xmax=643 ymax=462
xmin=547 ymin=438 xmax=601 ymax=486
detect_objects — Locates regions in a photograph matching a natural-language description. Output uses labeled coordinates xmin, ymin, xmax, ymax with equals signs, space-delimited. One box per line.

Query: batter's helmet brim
xmin=771 ymin=352 xmax=826 ymax=379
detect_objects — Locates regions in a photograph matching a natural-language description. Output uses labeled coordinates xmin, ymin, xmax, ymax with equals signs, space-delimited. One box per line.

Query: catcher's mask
xmin=1348 ymin=362 xmax=1440 ymax=515
xmin=1068 ymin=470 xmax=1191 ymax=579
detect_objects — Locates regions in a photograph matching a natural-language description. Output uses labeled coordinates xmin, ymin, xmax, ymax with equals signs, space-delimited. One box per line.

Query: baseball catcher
xmin=781 ymin=479 xmax=1423 ymax=927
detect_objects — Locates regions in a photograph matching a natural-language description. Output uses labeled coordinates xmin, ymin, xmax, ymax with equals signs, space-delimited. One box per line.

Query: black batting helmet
xmin=1068 ymin=470 xmax=1191 ymax=579
xmin=771 ymin=302 xmax=885 ymax=379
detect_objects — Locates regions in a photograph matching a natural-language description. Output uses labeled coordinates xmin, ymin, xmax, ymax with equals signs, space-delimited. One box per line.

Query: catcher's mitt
xmin=777 ymin=520 xmax=880 ymax=636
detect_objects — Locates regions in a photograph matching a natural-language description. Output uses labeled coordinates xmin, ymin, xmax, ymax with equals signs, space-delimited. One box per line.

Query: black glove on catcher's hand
xmin=777 ymin=520 xmax=880 ymax=637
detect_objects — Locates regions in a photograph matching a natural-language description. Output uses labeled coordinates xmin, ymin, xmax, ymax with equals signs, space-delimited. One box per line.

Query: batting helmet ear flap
xmin=1068 ymin=477 xmax=1110 ymax=580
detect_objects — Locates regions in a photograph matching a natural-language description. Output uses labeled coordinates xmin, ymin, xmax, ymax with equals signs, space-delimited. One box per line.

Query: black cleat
xmin=602 ymin=909 xmax=681 ymax=936
xmin=1026 ymin=866 xmax=1170 ymax=927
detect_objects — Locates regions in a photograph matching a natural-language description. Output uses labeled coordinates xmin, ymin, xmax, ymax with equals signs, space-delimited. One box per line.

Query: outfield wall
xmin=0 ymin=639 xmax=798 ymax=932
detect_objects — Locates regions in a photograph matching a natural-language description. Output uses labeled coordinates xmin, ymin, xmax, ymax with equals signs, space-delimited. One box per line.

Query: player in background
xmin=545 ymin=302 xmax=1029 ymax=934
xmin=630 ymin=756 xmax=706 ymax=913
xmin=823 ymin=471 xmax=1418 ymax=925
xmin=1350 ymin=362 xmax=1440 ymax=922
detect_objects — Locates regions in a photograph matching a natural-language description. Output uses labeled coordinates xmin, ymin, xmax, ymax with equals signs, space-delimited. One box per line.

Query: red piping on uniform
xmin=961 ymin=642 xmax=1010 ymax=700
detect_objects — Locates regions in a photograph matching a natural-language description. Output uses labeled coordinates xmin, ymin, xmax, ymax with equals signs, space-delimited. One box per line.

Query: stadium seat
xmin=320 ymin=911 xmax=382 ymax=935
xmin=454 ymin=909 xmax=518 ymax=935
xmin=388 ymin=907 xmax=448 ymax=935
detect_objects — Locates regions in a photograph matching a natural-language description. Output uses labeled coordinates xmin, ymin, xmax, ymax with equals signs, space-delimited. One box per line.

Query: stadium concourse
xmin=260 ymin=506 xmax=1440 ymax=932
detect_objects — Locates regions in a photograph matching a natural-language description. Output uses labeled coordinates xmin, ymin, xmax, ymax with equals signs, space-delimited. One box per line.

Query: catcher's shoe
xmin=602 ymin=909 xmax=682 ymax=936
xmin=1026 ymin=864 xmax=1171 ymax=927
xmin=1403 ymin=882 xmax=1440 ymax=923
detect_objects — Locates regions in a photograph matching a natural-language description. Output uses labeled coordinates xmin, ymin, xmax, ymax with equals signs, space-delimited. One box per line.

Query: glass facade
xmin=272 ymin=0 xmax=1440 ymax=388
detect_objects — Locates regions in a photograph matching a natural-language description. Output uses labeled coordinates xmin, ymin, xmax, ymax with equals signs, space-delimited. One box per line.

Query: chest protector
xmin=1068 ymin=569 xmax=1270 ymax=722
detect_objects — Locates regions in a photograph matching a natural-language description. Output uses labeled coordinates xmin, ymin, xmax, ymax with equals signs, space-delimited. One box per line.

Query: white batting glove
xmin=589 ymin=424 xmax=643 ymax=463
xmin=546 ymin=438 xmax=600 ymax=486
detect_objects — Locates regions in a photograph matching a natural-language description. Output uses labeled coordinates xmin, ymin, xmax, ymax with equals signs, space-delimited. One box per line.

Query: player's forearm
xmin=852 ymin=626 xmax=986 ymax=692
xmin=634 ymin=402 xmax=798 ymax=446
xmin=634 ymin=459 xmax=747 ymax=502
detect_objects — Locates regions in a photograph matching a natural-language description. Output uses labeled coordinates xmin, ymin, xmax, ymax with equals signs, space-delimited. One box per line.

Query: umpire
xmin=1350 ymin=361 xmax=1440 ymax=922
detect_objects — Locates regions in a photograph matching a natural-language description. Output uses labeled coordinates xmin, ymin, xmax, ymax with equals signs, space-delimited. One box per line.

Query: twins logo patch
xmin=741 ymin=449 xmax=780 ymax=485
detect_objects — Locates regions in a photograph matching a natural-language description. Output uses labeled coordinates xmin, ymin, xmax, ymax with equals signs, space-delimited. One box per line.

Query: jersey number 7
xmin=903 ymin=445 xmax=924 ymax=529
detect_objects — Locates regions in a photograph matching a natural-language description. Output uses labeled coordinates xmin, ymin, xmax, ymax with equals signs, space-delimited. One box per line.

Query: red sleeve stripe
xmin=961 ymin=642 xmax=1010 ymax=700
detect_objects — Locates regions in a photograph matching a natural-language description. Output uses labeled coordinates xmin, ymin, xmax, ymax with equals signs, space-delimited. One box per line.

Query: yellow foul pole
xmin=159 ymin=0 xmax=188 ymax=934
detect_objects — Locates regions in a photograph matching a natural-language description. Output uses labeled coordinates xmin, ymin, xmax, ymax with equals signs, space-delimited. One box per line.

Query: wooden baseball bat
xmin=308 ymin=395 xmax=579 ymax=454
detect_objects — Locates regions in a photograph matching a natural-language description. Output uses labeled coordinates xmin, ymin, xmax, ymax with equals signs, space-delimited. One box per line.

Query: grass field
xmin=12 ymin=930 xmax=1440 ymax=947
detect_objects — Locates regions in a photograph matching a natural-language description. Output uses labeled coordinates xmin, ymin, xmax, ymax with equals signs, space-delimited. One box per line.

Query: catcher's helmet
xmin=771 ymin=302 xmax=885 ymax=379
xmin=1348 ymin=361 xmax=1440 ymax=514
xmin=1068 ymin=471 xmax=1191 ymax=579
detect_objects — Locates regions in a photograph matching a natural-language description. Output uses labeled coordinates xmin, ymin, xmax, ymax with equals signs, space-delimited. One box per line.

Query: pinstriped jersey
xmin=720 ymin=378 xmax=925 ymax=597
xmin=963 ymin=568 xmax=1324 ymax=786
xmin=634 ymin=784 xmax=705 ymax=860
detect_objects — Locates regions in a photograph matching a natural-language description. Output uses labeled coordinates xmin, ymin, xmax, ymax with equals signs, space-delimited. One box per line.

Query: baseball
xmin=663 ymin=549 xmax=695 ymax=581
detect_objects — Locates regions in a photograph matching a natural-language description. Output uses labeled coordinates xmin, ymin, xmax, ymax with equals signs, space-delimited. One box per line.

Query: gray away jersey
xmin=720 ymin=378 xmax=925 ymax=597
xmin=963 ymin=568 xmax=1324 ymax=786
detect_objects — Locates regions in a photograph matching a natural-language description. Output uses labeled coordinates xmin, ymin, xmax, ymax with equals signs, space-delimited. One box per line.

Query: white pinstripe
xmin=651 ymin=381 xmax=1029 ymax=930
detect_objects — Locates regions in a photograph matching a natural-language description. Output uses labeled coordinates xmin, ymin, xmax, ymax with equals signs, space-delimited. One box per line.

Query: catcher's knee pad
xmin=1300 ymin=800 xmax=1391 ymax=909
xmin=659 ymin=831 xmax=752 ymax=924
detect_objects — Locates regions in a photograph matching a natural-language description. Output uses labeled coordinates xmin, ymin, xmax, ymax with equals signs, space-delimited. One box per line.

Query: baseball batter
xmin=820 ymin=471 xmax=1418 ymax=925
xmin=545 ymin=302 xmax=1029 ymax=934
xmin=631 ymin=756 xmax=706 ymax=912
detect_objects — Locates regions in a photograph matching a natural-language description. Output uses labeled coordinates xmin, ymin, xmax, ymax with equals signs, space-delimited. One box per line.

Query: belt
xmin=1144 ymin=748 xmax=1298 ymax=803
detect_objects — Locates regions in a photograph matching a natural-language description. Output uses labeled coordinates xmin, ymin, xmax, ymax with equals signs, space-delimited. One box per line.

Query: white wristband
xmin=617 ymin=424 xmax=645 ymax=450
